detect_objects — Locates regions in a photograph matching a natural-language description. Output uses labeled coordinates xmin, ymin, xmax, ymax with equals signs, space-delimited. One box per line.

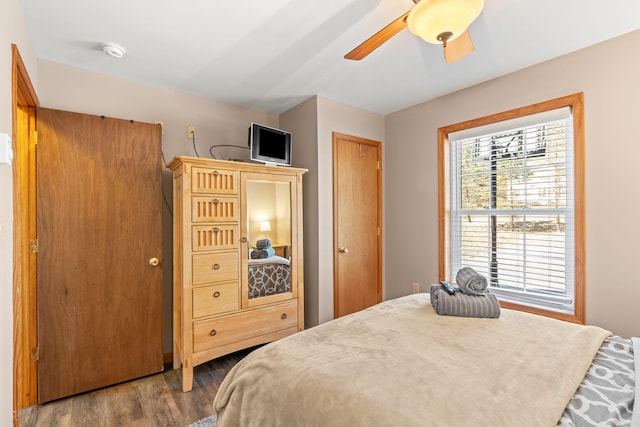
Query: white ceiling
xmin=19 ymin=0 xmax=640 ymax=115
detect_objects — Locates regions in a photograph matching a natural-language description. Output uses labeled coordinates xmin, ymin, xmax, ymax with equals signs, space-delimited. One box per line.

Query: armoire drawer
xmin=192 ymin=196 xmax=238 ymax=223
xmin=193 ymin=300 xmax=298 ymax=353
xmin=192 ymin=224 xmax=239 ymax=252
xmin=191 ymin=167 xmax=238 ymax=194
xmin=192 ymin=282 xmax=239 ymax=318
xmin=192 ymin=252 xmax=239 ymax=285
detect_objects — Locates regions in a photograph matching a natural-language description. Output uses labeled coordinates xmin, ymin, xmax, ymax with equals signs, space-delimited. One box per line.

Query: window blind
xmin=450 ymin=107 xmax=575 ymax=314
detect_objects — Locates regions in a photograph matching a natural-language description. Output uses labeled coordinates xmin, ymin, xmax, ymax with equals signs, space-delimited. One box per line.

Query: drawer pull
xmin=212 ymin=227 xmax=220 ymax=233
xmin=213 ymin=291 xmax=221 ymax=298
xmin=212 ymin=199 xmax=220 ymax=205
xmin=240 ymin=237 xmax=248 ymax=243
xmin=210 ymin=329 xmax=217 ymax=336
xmin=281 ymin=313 xmax=287 ymax=320
xmin=213 ymin=171 xmax=220 ymax=177
xmin=213 ymin=263 xmax=220 ymax=270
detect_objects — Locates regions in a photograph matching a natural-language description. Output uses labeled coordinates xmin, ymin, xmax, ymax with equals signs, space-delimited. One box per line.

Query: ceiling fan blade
xmin=345 ymin=11 xmax=410 ymax=60
xmin=443 ymin=29 xmax=474 ymax=64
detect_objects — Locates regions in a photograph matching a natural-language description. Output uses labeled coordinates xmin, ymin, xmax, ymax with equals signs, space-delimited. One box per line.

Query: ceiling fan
xmin=345 ymin=0 xmax=484 ymax=63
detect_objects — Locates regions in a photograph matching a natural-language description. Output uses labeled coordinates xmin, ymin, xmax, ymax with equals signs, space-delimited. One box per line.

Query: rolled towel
xmin=455 ymin=267 xmax=488 ymax=296
xmin=430 ymin=285 xmax=500 ymax=318
xmin=250 ymin=247 xmax=275 ymax=259
xmin=256 ymin=239 xmax=271 ymax=249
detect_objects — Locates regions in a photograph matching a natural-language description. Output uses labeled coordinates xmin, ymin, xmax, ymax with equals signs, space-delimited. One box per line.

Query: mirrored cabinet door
xmin=241 ymin=172 xmax=299 ymax=308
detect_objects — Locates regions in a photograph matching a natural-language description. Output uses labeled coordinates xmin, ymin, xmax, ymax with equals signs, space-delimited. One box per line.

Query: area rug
xmin=186 ymin=414 xmax=215 ymax=427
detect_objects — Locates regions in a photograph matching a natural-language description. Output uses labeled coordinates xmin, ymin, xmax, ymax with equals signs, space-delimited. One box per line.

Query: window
xmin=438 ymin=93 xmax=585 ymax=323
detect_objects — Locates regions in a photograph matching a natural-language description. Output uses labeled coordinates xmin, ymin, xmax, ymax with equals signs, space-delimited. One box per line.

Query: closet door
xmin=332 ymin=132 xmax=382 ymax=318
xmin=36 ymin=108 xmax=163 ymax=403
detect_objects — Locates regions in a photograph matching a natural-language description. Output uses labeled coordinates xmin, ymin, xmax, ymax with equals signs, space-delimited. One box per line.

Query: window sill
xmin=499 ymin=300 xmax=584 ymax=325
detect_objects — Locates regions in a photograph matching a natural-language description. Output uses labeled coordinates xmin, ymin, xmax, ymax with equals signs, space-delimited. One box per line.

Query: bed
xmin=213 ymin=294 xmax=639 ymax=427
xmin=247 ymin=255 xmax=291 ymax=299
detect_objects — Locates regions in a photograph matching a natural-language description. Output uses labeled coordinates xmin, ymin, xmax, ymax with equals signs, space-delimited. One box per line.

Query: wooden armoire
xmin=168 ymin=156 xmax=305 ymax=392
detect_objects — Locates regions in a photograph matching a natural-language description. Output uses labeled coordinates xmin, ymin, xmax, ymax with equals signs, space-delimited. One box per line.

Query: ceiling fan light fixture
xmin=407 ymin=0 xmax=484 ymax=44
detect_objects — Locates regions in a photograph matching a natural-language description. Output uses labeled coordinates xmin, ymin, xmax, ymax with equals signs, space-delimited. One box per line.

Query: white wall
xmin=1 ymin=0 xmax=38 ymax=422
xmin=279 ymin=97 xmax=319 ymax=327
xmin=316 ymin=97 xmax=385 ymax=323
xmin=36 ymin=59 xmax=279 ymax=352
xmin=281 ymin=96 xmax=385 ymax=326
xmin=36 ymin=66 xmax=386 ymax=336
xmin=385 ymin=29 xmax=640 ymax=339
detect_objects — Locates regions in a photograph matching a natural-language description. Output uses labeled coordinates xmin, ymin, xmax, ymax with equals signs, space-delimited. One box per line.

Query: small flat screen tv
xmin=249 ymin=123 xmax=292 ymax=166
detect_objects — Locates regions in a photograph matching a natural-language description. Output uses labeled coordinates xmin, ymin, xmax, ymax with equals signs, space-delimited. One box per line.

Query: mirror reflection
xmin=246 ymin=180 xmax=291 ymax=300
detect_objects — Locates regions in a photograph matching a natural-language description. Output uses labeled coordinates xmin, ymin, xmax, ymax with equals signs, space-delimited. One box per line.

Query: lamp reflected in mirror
xmin=260 ymin=220 xmax=271 ymax=239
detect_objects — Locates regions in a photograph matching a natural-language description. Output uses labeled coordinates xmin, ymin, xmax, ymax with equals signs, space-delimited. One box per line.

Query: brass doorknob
xmin=149 ymin=257 xmax=160 ymax=267
xmin=338 ymin=247 xmax=349 ymax=254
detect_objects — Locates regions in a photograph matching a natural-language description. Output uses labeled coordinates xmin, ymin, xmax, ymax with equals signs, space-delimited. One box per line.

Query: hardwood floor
xmin=18 ymin=349 xmax=251 ymax=427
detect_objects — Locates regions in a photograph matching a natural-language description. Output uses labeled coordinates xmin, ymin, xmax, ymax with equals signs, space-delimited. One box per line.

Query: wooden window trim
xmin=438 ymin=93 xmax=585 ymax=324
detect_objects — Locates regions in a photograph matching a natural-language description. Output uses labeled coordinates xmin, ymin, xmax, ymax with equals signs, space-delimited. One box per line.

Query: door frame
xmin=12 ymin=44 xmax=40 ymax=417
xmin=332 ymin=132 xmax=382 ymax=318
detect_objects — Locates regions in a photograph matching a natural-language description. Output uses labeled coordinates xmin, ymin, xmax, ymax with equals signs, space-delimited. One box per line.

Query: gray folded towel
xmin=430 ymin=282 xmax=454 ymax=304
xmin=256 ymin=239 xmax=271 ymax=249
xmin=430 ymin=284 xmax=500 ymax=318
xmin=455 ymin=267 xmax=489 ymax=296
xmin=250 ymin=247 xmax=275 ymax=259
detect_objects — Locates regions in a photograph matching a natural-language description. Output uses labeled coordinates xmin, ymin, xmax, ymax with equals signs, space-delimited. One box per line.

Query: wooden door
xmin=333 ymin=132 xmax=382 ymax=318
xmin=36 ymin=108 xmax=163 ymax=403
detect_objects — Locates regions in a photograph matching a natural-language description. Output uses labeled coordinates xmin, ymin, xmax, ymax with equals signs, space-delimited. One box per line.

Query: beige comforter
xmin=214 ymin=294 xmax=610 ymax=427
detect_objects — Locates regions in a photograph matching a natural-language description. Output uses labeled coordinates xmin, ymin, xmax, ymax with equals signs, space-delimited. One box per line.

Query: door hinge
xmin=31 ymin=347 xmax=39 ymax=361
xmin=377 ymin=160 xmax=380 ymax=170
xmin=30 ymin=239 xmax=38 ymax=253
xmin=378 ymin=227 xmax=381 ymax=236
xmin=33 ymin=130 xmax=38 ymax=146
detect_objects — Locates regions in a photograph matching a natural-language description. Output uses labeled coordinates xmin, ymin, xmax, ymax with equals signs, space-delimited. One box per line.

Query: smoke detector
xmin=101 ymin=42 xmax=126 ymax=59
